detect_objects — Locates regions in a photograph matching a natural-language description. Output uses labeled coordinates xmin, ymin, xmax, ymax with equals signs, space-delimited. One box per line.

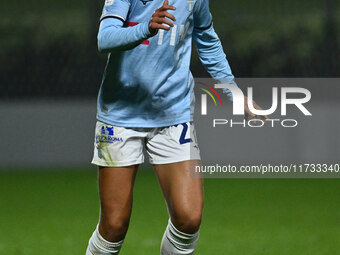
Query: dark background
xmin=1 ymin=0 xmax=339 ymax=99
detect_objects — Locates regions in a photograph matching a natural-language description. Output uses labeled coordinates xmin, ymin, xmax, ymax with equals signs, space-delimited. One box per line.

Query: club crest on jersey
xmin=140 ymin=0 xmax=153 ymax=5
xmin=187 ymin=0 xmax=195 ymax=11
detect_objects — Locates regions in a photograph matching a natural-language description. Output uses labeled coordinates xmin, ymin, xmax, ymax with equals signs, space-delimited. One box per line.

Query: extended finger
xmin=153 ymin=17 xmax=174 ymax=27
xmin=245 ymin=105 xmax=256 ymax=118
xmin=261 ymin=115 xmax=268 ymax=121
xmin=158 ymin=11 xmax=176 ymax=21
xmin=154 ymin=24 xmax=172 ymax=31
xmin=163 ymin=4 xmax=176 ymax=10
xmin=159 ymin=2 xmax=176 ymax=11
xmin=254 ymin=104 xmax=268 ymax=121
xmin=158 ymin=25 xmax=170 ymax=31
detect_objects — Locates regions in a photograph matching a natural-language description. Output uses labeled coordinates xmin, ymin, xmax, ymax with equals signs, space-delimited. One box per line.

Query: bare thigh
xmin=98 ymin=165 xmax=139 ymax=242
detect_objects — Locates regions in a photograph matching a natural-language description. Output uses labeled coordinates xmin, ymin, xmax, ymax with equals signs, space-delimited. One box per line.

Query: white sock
xmin=86 ymin=225 xmax=124 ymax=255
xmin=160 ymin=219 xmax=200 ymax=255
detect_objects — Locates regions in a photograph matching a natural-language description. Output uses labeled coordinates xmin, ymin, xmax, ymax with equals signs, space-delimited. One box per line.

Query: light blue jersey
xmin=97 ymin=0 xmax=236 ymax=128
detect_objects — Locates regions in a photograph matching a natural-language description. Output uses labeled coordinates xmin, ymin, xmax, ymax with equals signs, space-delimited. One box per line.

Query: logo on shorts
xmin=140 ymin=0 xmax=153 ymax=5
xmin=101 ymin=126 xmax=114 ymax=136
xmin=96 ymin=125 xmax=123 ymax=144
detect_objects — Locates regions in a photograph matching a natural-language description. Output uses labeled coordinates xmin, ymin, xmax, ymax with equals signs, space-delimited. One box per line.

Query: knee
xmin=171 ymin=210 xmax=202 ymax=234
xmin=100 ymin=215 xmax=130 ymax=242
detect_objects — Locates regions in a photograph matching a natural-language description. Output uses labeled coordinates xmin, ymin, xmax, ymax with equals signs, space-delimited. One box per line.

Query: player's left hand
xmin=244 ymin=96 xmax=268 ymax=122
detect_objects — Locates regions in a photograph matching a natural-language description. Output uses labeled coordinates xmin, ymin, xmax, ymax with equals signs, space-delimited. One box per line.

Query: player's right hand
xmin=149 ymin=0 xmax=176 ymax=36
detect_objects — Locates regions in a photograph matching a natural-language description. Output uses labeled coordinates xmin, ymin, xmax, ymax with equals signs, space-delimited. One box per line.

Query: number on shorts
xmin=179 ymin=123 xmax=192 ymax=145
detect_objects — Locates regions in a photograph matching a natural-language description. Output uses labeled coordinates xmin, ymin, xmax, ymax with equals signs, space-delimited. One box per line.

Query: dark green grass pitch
xmin=1 ymin=169 xmax=340 ymax=255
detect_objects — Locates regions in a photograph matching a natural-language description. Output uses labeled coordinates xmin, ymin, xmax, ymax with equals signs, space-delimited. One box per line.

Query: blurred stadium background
xmin=0 ymin=0 xmax=339 ymax=99
xmin=0 ymin=0 xmax=339 ymax=254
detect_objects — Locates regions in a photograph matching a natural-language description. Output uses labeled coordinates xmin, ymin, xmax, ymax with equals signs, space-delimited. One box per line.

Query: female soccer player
xmin=86 ymin=0 xmax=264 ymax=254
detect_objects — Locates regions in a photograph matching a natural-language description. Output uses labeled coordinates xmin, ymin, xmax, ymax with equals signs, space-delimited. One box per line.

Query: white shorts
xmin=91 ymin=121 xmax=201 ymax=167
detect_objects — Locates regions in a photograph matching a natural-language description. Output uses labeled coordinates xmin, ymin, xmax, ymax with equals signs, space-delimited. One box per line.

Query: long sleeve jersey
xmin=96 ymin=0 xmax=236 ymax=128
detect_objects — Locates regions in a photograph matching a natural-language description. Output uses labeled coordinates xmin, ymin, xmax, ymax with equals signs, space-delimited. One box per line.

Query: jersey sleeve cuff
xmin=141 ymin=22 xmax=152 ymax=38
xmin=216 ymin=77 xmax=238 ymax=101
